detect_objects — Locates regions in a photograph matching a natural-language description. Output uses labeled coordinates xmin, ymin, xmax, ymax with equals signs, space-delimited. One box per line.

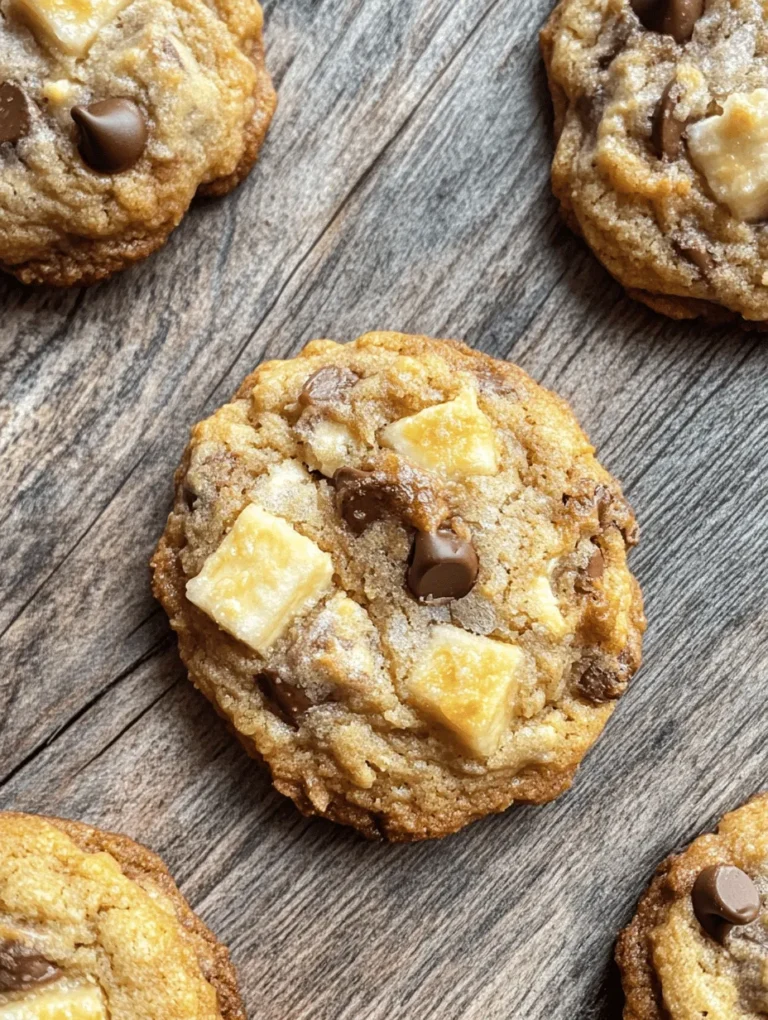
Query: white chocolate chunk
xmin=10 ymin=0 xmax=132 ymax=56
xmin=0 ymin=983 xmax=107 ymax=1020
xmin=41 ymin=79 xmax=75 ymax=106
xmin=688 ymin=89 xmax=768 ymax=222
xmin=524 ymin=576 xmax=568 ymax=638
xmin=186 ymin=505 xmax=334 ymax=654
xmin=407 ymin=625 xmax=525 ymax=758
xmin=381 ymin=389 xmax=499 ymax=479
xmin=316 ymin=594 xmax=377 ymax=678
xmin=249 ymin=460 xmax=319 ymax=523
xmin=302 ymin=420 xmax=360 ymax=477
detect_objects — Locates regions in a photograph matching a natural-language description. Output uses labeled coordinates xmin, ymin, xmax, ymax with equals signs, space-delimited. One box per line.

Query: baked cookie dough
xmin=542 ymin=0 xmax=768 ymax=323
xmin=0 ymin=812 xmax=243 ymax=1019
xmin=152 ymin=331 xmax=645 ymax=842
xmin=617 ymin=794 xmax=768 ymax=1020
xmin=0 ymin=0 xmax=275 ymax=285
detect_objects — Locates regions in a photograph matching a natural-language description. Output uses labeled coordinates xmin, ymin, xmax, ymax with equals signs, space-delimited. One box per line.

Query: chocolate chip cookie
xmin=0 ymin=812 xmax=243 ymax=1019
xmin=542 ymin=0 xmax=768 ymax=323
xmin=152 ymin=331 xmax=645 ymax=842
xmin=617 ymin=794 xmax=768 ymax=1020
xmin=0 ymin=0 xmax=275 ymax=285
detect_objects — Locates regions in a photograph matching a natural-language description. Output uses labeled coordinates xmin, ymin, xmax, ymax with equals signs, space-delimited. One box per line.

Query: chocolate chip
xmin=334 ymin=468 xmax=390 ymax=534
xmin=71 ymin=98 xmax=147 ymax=174
xmin=575 ymin=547 xmax=605 ymax=594
xmin=630 ymin=0 xmax=704 ymax=44
xmin=256 ymin=670 xmax=312 ymax=727
xmin=575 ymin=92 xmax=604 ymax=134
xmin=573 ymin=659 xmax=626 ymax=703
xmin=0 ymin=83 xmax=30 ymax=144
xmin=678 ymin=244 xmax=714 ymax=276
xmin=334 ymin=458 xmax=447 ymax=535
xmin=407 ymin=529 xmax=479 ymax=601
xmin=181 ymin=483 xmax=197 ymax=511
xmin=692 ymin=866 xmax=761 ymax=939
xmin=652 ymin=83 xmax=686 ymax=160
xmin=299 ymin=367 xmax=359 ymax=409
xmin=0 ymin=940 xmax=61 ymax=993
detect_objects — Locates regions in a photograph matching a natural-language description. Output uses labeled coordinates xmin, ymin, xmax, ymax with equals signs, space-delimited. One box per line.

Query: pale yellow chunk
xmin=381 ymin=389 xmax=499 ymax=478
xmin=0 ymin=984 xmax=107 ymax=1020
xmin=186 ymin=504 xmax=334 ymax=654
xmin=303 ymin=420 xmax=360 ymax=477
xmin=407 ymin=625 xmax=525 ymax=758
xmin=688 ymin=89 xmax=768 ymax=222
xmin=10 ymin=0 xmax=132 ymax=56
xmin=524 ymin=576 xmax=568 ymax=638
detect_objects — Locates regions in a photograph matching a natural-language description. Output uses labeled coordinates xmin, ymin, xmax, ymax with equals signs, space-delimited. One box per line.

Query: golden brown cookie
xmin=0 ymin=812 xmax=243 ymax=1020
xmin=542 ymin=0 xmax=768 ymax=324
xmin=617 ymin=794 xmax=768 ymax=1020
xmin=152 ymin=331 xmax=645 ymax=842
xmin=0 ymin=0 xmax=276 ymax=286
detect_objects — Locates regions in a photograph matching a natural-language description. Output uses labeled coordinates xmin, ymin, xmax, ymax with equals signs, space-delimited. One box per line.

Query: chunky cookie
xmin=542 ymin=0 xmax=768 ymax=324
xmin=617 ymin=794 xmax=768 ymax=1020
xmin=0 ymin=812 xmax=243 ymax=1019
xmin=152 ymin=331 xmax=645 ymax=841
xmin=0 ymin=0 xmax=275 ymax=285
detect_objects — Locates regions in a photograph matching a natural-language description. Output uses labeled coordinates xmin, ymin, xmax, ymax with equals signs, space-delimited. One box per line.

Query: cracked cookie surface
xmin=0 ymin=0 xmax=275 ymax=285
xmin=618 ymin=794 xmax=768 ymax=1020
xmin=542 ymin=0 xmax=768 ymax=323
xmin=0 ymin=812 xmax=243 ymax=1020
xmin=152 ymin=331 xmax=645 ymax=841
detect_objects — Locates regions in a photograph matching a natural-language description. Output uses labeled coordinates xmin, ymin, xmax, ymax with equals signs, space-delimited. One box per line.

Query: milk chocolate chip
xmin=299 ymin=367 xmax=359 ymax=409
xmin=335 ymin=460 xmax=446 ymax=535
xmin=692 ymin=865 xmax=760 ymax=939
xmin=0 ymin=939 xmax=62 ymax=993
xmin=652 ymin=83 xmax=686 ymax=160
xmin=678 ymin=244 xmax=714 ymax=276
xmin=574 ymin=659 xmax=625 ymax=702
xmin=72 ymin=98 xmax=147 ymax=173
xmin=575 ymin=546 xmax=605 ymax=594
xmin=407 ymin=529 xmax=479 ymax=601
xmin=630 ymin=0 xmax=704 ymax=44
xmin=0 ymin=83 xmax=30 ymax=144
xmin=256 ymin=670 xmax=312 ymax=727
xmin=334 ymin=468 xmax=390 ymax=534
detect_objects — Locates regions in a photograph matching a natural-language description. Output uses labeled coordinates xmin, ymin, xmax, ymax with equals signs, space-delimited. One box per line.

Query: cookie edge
xmin=2 ymin=23 xmax=277 ymax=288
xmin=0 ymin=811 xmax=246 ymax=1020
xmin=539 ymin=7 xmax=768 ymax=329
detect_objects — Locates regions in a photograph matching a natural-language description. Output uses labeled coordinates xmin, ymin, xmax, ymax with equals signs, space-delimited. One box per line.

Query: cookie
xmin=152 ymin=331 xmax=645 ymax=842
xmin=0 ymin=811 xmax=243 ymax=1019
xmin=541 ymin=0 xmax=768 ymax=324
xmin=617 ymin=794 xmax=768 ymax=1020
xmin=0 ymin=0 xmax=276 ymax=285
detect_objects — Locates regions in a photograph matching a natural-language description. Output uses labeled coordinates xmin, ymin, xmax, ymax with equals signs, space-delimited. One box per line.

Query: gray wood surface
xmin=2 ymin=0 xmax=767 ymax=1016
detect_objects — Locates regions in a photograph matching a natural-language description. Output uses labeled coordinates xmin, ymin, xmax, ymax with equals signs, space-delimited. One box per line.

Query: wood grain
xmin=2 ymin=0 xmax=768 ymax=1016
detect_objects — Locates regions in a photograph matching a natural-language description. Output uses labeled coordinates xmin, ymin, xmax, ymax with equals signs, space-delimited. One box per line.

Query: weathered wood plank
xmin=2 ymin=0 xmax=768 ymax=1017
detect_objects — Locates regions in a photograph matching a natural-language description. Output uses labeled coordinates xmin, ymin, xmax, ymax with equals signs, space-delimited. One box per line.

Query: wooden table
xmin=2 ymin=1 xmax=767 ymax=1016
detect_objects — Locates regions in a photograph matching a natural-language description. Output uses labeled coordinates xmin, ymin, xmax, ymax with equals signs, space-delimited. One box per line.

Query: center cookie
xmin=152 ymin=331 xmax=645 ymax=842
xmin=542 ymin=0 xmax=768 ymax=324
xmin=0 ymin=0 xmax=276 ymax=285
